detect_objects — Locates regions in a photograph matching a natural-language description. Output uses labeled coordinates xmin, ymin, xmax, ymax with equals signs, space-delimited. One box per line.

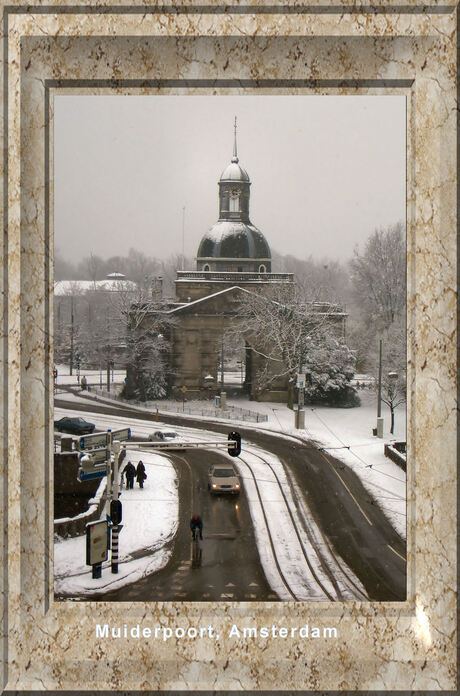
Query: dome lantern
xmin=197 ymin=119 xmax=271 ymax=274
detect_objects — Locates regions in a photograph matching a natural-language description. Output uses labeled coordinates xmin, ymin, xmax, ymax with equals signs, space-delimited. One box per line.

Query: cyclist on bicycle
xmin=190 ymin=514 xmax=203 ymax=540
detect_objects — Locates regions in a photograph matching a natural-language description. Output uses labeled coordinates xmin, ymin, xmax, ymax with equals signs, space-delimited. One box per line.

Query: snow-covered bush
xmin=302 ymin=332 xmax=360 ymax=407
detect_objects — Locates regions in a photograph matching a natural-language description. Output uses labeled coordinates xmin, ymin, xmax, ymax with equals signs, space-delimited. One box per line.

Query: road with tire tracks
xmin=55 ymin=393 xmax=406 ymax=601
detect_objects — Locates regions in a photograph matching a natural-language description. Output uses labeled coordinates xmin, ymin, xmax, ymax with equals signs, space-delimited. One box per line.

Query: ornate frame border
xmin=1 ymin=2 xmax=457 ymax=691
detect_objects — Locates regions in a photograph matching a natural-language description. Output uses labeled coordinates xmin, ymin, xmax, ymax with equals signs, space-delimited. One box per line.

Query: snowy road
xmin=54 ymin=402 xmax=368 ymax=600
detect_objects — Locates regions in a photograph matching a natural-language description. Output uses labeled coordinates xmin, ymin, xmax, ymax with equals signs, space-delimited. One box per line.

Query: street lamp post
xmin=387 ymin=371 xmax=398 ymax=435
xmin=376 ymin=338 xmax=384 ymax=438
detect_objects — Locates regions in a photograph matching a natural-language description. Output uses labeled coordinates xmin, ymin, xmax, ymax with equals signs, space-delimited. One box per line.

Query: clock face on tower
xmin=229 ymin=188 xmax=241 ymax=199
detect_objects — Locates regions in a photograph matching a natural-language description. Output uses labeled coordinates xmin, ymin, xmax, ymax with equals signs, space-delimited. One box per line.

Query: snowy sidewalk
xmin=54 ymin=449 xmax=178 ymax=596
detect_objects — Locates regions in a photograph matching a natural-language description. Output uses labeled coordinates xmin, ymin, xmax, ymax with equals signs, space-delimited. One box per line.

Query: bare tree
xmin=350 ymin=221 xmax=405 ymax=331
xmin=85 ymin=252 xmax=104 ymax=283
xmin=235 ymin=286 xmax=357 ymax=405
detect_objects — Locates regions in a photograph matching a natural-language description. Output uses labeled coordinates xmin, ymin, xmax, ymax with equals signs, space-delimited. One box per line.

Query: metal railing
xmin=88 ymin=387 xmax=268 ymax=423
xmin=176 ymin=271 xmax=294 ymax=283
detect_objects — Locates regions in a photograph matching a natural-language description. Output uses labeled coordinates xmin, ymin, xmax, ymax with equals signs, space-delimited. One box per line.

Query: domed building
xmin=175 ymin=122 xmax=287 ymax=304
xmin=133 ymin=122 xmax=345 ymax=402
xmin=164 ymin=122 xmax=295 ymax=400
xmin=196 ymin=130 xmax=271 ymax=274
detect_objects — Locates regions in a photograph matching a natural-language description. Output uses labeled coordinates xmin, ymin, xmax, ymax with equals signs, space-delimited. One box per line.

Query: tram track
xmin=237 ymin=447 xmax=368 ymax=602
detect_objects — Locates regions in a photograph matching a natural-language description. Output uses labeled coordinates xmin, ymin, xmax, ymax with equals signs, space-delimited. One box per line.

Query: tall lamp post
xmin=376 ymin=338 xmax=384 ymax=438
xmin=387 ymin=371 xmax=398 ymax=435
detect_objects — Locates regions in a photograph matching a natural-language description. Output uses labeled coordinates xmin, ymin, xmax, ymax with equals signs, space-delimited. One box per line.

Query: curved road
xmin=55 ymin=393 xmax=406 ymax=601
xmin=102 ymin=449 xmax=277 ymax=602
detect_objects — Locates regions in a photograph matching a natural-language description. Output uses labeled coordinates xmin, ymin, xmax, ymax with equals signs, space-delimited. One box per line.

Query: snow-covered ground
xmin=54 ymin=363 xmax=126 ymax=388
xmin=54 ymin=446 xmax=178 ymax=597
xmin=229 ymin=389 xmax=406 ymax=540
xmin=54 ymin=388 xmax=406 ymax=598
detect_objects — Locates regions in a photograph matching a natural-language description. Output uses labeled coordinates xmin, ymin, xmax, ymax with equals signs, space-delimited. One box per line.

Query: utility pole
xmin=182 ymin=206 xmax=185 ymax=271
xmin=376 ymin=338 xmax=384 ymax=438
xmin=69 ymin=295 xmax=74 ymax=376
xmin=220 ymin=334 xmax=226 ymax=409
xmin=296 ymin=353 xmax=306 ymax=429
xmin=221 ymin=336 xmax=225 ymax=389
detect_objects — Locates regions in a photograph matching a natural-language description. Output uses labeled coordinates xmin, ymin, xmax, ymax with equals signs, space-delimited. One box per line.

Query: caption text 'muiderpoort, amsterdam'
xmin=95 ymin=623 xmax=338 ymax=641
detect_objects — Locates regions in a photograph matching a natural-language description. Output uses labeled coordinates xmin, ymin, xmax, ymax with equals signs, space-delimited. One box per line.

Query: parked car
xmin=208 ymin=464 xmax=241 ymax=495
xmin=148 ymin=429 xmax=187 ymax=449
xmin=54 ymin=416 xmax=96 ymax=435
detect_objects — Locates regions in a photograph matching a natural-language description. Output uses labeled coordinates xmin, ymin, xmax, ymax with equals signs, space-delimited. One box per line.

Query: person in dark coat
xmin=80 ymin=375 xmax=88 ymax=390
xmin=123 ymin=461 xmax=136 ymax=489
xmin=136 ymin=460 xmax=146 ymax=488
xmin=190 ymin=514 xmax=203 ymax=540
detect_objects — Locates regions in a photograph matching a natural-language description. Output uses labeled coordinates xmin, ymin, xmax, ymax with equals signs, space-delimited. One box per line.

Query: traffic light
xmin=228 ymin=431 xmax=241 ymax=457
xmin=110 ymin=499 xmax=122 ymax=525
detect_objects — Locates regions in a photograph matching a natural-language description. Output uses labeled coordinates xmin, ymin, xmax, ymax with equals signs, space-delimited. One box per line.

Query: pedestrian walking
xmin=123 ymin=461 xmax=136 ymax=489
xmin=80 ymin=375 xmax=88 ymax=390
xmin=136 ymin=460 xmax=146 ymax=488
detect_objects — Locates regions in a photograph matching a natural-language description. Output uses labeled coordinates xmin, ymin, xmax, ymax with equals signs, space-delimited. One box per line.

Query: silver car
xmin=208 ymin=464 xmax=241 ymax=495
xmin=148 ymin=429 xmax=187 ymax=450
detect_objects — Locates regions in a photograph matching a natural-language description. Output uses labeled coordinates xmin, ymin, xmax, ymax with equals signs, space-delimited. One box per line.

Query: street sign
xmin=78 ymin=432 xmax=109 ymax=451
xmin=78 ymin=468 xmax=107 ymax=482
xmin=79 ymin=448 xmax=110 ymax=469
xmin=110 ymin=427 xmax=131 ymax=442
xmin=296 ymin=373 xmax=306 ymax=388
xmin=79 ymin=428 xmax=131 ymax=450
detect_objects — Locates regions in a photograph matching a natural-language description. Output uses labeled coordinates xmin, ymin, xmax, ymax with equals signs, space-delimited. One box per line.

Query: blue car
xmin=54 ymin=416 xmax=95 ymax=435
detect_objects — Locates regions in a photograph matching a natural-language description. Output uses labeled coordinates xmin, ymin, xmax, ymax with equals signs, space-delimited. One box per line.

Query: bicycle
xmin=191 ymin=527 xmax=203 ymax=567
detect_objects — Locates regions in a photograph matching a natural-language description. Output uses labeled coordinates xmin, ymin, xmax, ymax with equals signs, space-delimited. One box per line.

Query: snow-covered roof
xmin=54 ymin=278 xmax=137 ymax=296
xmin=197 ymin=221 xmax=270 ymax=260
xmin=167 ymin=286 xmax=255 ymax=315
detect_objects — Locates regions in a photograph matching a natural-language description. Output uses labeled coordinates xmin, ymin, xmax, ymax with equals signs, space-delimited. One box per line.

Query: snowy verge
xmin=54 ymin=449 xmax=178 ymax=597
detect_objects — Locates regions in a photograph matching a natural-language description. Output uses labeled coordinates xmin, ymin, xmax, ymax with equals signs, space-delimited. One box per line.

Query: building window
xmin=237 ymin=266 xmax=243 ymax=272
xmin=203 ymin=264 xmax=210 ymax=272
xmin=259 ymin=264 xmax=266 ymax=273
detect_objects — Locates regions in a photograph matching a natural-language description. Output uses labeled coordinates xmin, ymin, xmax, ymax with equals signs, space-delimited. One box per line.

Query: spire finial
xmin=232 ymin=116 xmax=239 ymax=163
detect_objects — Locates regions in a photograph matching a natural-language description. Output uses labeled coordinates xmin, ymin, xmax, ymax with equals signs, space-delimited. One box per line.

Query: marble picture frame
xmin=1 ymin=2 xmax=457 ymax=691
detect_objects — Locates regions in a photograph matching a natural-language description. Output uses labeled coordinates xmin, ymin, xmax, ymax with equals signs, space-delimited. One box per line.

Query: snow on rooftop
xmin=54 ymin=278 xmax=137 ymax=296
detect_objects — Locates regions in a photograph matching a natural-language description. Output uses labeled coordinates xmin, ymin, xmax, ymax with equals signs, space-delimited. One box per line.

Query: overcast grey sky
xmin=54 ymin=94 xmax=405 ymax=265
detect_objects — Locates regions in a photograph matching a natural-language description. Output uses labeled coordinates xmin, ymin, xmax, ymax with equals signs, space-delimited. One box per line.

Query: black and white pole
xmin=111 ymin=440 xmax=121 ymax=574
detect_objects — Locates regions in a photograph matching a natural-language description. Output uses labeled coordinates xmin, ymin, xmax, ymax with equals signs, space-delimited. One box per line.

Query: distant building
xmin=54 ymin=271 xmax=136 ymax=298
xmin=54 ymin=272 xmax=137 ymax=370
